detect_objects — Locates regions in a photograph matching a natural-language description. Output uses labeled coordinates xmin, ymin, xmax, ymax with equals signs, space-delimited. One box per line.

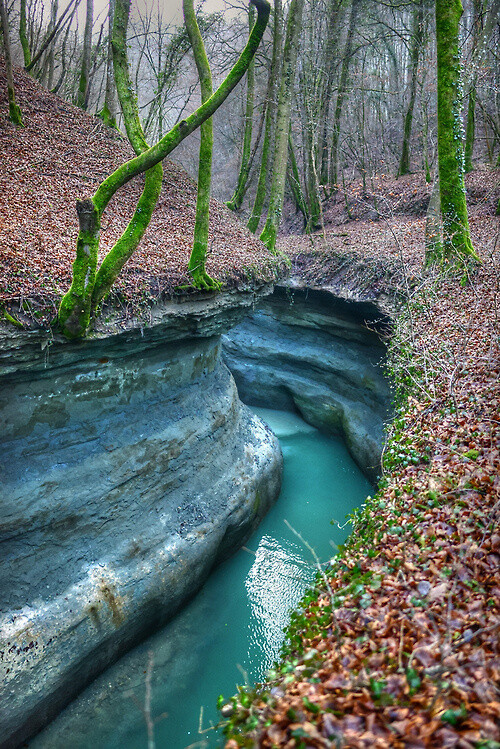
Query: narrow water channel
xmin=29 ymin=408 xmax=371 ymax=749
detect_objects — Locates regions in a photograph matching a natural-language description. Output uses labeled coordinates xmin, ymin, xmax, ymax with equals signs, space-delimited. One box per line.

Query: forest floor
xmin=0 ymin=62 xmax=284 ymax=329
xmin=222 ymin=176 xmax=500 ymax=747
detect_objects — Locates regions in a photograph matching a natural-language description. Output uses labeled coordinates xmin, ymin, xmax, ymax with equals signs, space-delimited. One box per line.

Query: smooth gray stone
xmin=223 ymin=285 xmax=392 ymax=482
xmin=0 ymin=289 xmax=282 ymax=749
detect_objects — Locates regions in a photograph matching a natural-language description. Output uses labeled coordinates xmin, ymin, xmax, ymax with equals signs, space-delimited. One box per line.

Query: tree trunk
xmin=90 ymin=0 xmax=163 ymax=312
xmin=77 ymin=0 xmax=93 ymax=108
xmin=318 ymin=0 xmax=344 ymax=185
xmin=302 ymin=85 xmax=321 ymax=232
xmin=464 ymin=0 xmax=482 ymax=172
xmin=398 ymin=0 xmax=425 ymax=176
xmin=260 ymin=0 xmax=304 ymax=253
xmin=248 ymin=0 xmax=283 ymax=234
xmin=330 ymin=0 xmax=361 ymax=187
xmin=425 ymin=174 xmax=442 ymax=264
xmin=0 ymin=0 xmax=23 ymax=126
xmin=435 ymin=0 xmax=478 ymax=262
xmin=183 ymin=0 xmax=221 ymax=290
xmin=19 ymin=0 xmax=31 ymax=66
xmin=99 ymin=0 xmax=117 ymax=127
xmin=226 ymin=7 xmax=256 ymax=212
xmin=58 ymin=0 xmax=271 ymax=338
xmin=287 ymin=127 xmax=309 ymax=226
xmin=39 ymin=0 xmax=58 ymax=88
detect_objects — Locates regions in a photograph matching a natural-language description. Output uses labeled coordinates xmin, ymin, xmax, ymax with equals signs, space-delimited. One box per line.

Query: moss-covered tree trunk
xmin=58 ymin=0 xmax=270 ymax=338
xmin=59 ymin=0 xmax=164 ymax=333
xmin=183 ymin=0 xmax=221 ymax=290
xmin=77 ymin=0 xmax=93 ymax=109
xmin=99 ymin=0 xmax=117 ymax=128
xmin=226 ymin=7 xmax=256 ymax=213
xmin=330 ymin=0 xmax=360 ymax=187
xmin=19 ymin=0 xmax=31 ymax=67
xmin=91 ymin=0 xmax=163 ymax=309
xmin=260 ymin=0 xmax=304 ymax=253
xmin=435 ymin=0 xmax=478 ymax=262
xmin=0 ymin=0 xmax=23 ymax=126
xmin=398 ymin=0 xmax=424 ymax=177
xmin=248 ymin=0 xmax=283 ymax=234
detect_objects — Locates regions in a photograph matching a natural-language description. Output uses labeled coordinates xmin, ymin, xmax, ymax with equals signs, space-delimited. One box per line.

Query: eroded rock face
xmin=0 ymin=290 xmax=282 ymax=749
xmin=223 ymin=285 xmax=392 ymax=482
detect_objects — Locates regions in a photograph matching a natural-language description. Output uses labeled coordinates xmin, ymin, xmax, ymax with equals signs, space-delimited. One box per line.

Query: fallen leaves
xmin=223 ymin=175 xmax=500 ymax=747
xmin=0 ymin=62 xmax=283 ymax=327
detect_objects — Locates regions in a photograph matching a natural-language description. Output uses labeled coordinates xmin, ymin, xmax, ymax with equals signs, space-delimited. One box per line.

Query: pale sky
xmin=90 ymin=0 xmax=247 ymax=27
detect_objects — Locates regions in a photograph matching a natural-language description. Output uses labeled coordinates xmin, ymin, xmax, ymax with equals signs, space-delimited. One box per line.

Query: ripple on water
xmin=246 ymin=534 xmax=311 ymax=675
xmin=29 ymin=408 xmax=371 ymax=749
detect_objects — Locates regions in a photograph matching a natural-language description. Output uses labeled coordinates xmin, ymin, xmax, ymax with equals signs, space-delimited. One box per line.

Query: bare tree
xmin=1 ymin=0 xmax=23 ymax=126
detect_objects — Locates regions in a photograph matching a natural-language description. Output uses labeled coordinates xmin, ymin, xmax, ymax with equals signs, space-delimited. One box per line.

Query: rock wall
xmin=0 ymin=290 xmax=283 ymax=749
xmin=223 ymin=285 xmax=392 ymax=482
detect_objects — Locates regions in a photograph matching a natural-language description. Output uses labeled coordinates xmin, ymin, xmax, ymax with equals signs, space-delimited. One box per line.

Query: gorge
xmin=0 ymin=281 xmax=391 ymax=748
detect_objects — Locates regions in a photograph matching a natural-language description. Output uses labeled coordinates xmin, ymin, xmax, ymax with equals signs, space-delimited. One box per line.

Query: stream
xmin=29 ymin=407 xmax=371 ymax=749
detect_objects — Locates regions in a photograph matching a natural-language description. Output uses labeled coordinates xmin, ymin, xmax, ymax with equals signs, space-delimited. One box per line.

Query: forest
xmin=0 ymin=0 xmax=499 ymax=747
xmin=2 ymin=0 xmax=499 ymax=320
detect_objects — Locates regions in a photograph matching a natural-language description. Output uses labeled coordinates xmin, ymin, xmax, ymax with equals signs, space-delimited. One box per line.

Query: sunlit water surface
xmin=30 ymin=408 xmax=371 ymax=749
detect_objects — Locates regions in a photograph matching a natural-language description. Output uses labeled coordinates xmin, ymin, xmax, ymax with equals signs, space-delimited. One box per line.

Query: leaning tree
xmin=58 ymin=0 xmax=271 ymax=339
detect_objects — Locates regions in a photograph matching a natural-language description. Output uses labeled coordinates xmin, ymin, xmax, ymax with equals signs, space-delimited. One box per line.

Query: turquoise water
xmin=30 ymin=408 xmax=371 ymax=749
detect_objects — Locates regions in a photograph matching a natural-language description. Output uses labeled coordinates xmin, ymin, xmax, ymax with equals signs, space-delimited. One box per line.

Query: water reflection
xmin=246 ymin=535 xmax=311 ymax=672
xmin=30 ymin=408 xmax=371 ymax=749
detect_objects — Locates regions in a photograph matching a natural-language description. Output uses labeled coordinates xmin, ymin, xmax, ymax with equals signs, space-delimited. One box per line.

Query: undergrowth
xmin=217 ymin=255 xmax=500 ymax=747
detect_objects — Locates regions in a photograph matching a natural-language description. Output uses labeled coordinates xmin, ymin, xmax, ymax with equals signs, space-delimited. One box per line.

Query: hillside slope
xmin=0 ymin=61 xmax=281 ymax=327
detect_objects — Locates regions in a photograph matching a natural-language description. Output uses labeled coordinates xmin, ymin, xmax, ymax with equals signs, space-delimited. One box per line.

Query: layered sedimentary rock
xmin=223 ymin=285 xmax=392 ymax=482
xmin=0 ymin=289 xmax=282 ymax=749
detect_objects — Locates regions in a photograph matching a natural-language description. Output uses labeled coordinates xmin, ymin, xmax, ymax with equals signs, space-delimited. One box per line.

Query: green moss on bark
xmin=226 ymin=7 xmax=256 ymax=213
xmin=0 ymin=306 xmax=24 ymax=328
xmin=435 ymin=0 xmax=479 ymax=263
xmin=260 ymin=0 xmax=304 ymax=253
xmin=184 ymin=0 xmax=221 ymax=291
xmin=97 ymin=103 xmax=117 ymax=129
xmin=58 ymin=0 xmax=270 ymax=337
xmin=92 ymin=0 xmax=163 ymax=309
xmin=58 ymin=199 xmax=100 ymax=339
xmin=8 ymin=87 xmax=23 ymax=127
xmin=19 ymin=0 xmax=31 ymax=66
